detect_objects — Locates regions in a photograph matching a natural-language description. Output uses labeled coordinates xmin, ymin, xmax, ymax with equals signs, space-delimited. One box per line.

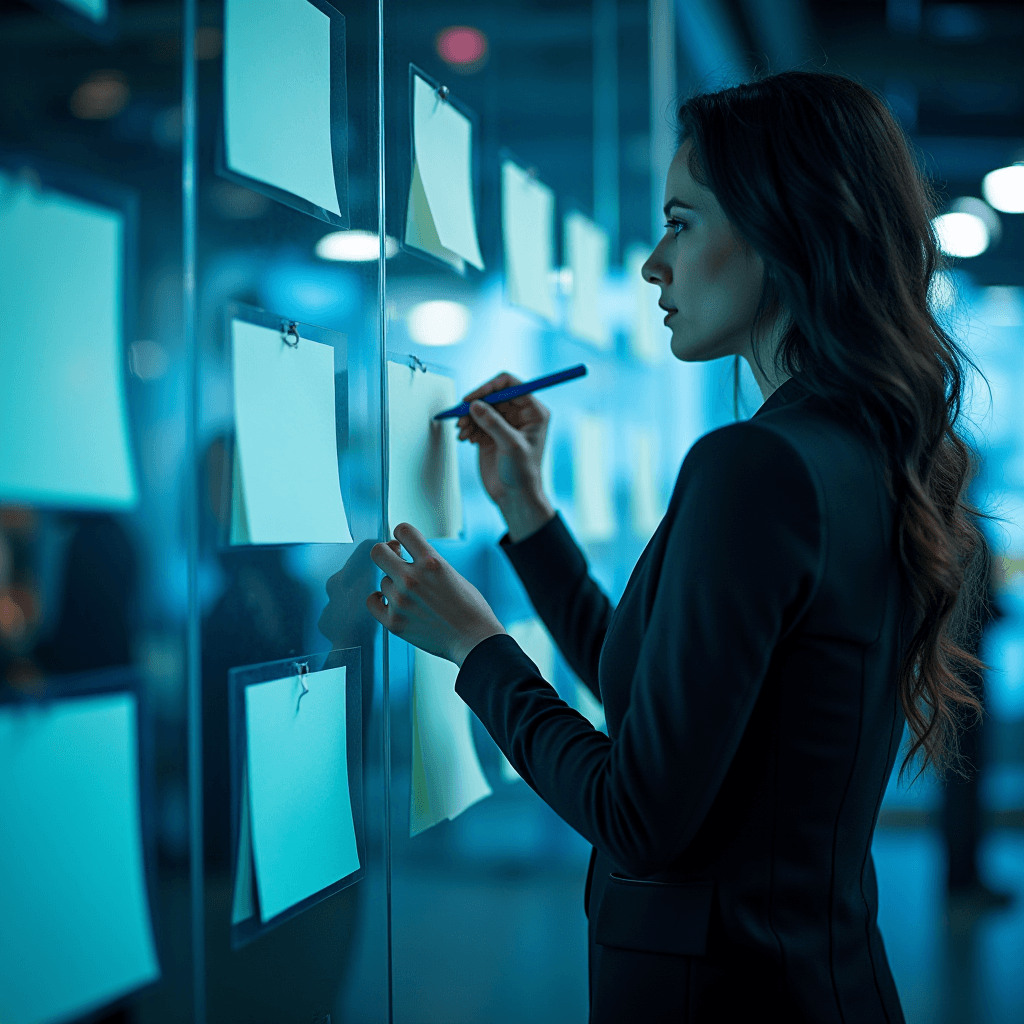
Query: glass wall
xmin=2 ymin=1 xmax=1022 ymax=1023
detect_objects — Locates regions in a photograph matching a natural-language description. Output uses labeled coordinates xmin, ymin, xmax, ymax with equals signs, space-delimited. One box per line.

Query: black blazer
xmin=456 ymin=373 xmax=911 ymax=1023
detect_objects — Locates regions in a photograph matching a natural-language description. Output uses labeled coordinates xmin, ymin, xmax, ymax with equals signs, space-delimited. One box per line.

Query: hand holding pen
xmin=456 ymin=371 xmax=559 ymax=543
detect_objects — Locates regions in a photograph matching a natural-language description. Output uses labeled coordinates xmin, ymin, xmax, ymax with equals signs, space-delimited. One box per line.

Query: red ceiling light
xmin=435 ymin=26 xmax=488 ymax=73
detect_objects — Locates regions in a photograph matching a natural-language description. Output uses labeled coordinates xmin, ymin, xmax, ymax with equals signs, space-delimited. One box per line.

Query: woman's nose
xmin=641 ymin=240 xmax=671 ymax=286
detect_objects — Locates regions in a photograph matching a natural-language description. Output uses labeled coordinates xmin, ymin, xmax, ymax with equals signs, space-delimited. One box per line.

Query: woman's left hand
xmin=367 ymin=522 xmax=506 ymax=667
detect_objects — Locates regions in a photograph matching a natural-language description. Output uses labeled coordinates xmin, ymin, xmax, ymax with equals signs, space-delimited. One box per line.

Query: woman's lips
xmin=663 ymin=309 xmax=677 ymax=325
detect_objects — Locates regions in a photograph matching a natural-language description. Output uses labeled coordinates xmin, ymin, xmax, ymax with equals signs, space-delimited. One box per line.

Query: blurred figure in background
xmin=943 ymin=531 xmax=1012 ymax=911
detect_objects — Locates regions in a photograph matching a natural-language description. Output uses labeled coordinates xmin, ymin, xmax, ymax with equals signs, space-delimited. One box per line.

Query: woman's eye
xmin=664 ymin=219 xmax=687 ymax=238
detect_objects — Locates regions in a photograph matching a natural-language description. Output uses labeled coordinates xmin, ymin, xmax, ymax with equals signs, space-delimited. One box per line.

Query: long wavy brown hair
xmin=677 ymin=71 xmax=988 ymax=778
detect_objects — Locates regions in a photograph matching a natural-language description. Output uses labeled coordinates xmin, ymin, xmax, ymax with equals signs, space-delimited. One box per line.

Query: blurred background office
xmin=0 ymin=0 xmax=1021 ymax=1022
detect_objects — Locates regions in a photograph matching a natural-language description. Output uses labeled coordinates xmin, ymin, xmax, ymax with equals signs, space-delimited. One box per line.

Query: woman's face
xmin=642 ymin=141 xmax=767 ymax=364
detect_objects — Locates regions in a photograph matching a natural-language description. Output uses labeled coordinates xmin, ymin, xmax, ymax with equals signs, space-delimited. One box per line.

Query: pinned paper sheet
xmin=0 ymin=173 xmax=138 ymax=509
xmin=565 ymin=212 xmax=610 ymax=349
xmin=224 ymin=0 xmax=340 ymax=216
xmin=387 ymin=361 xmax=463 ymax=540
xmin=501 ymin=160 xmax=556 ymax=321
xmin=405 ymin=73 xmax=484 ymax=272
xmin=238 ymin=666 xmax=359 ymax=923
xmin=231 ymin=319 xmax=352 ymax=545
xmin=628 ymin=426 xmax=666 ymax=539
xmin=0 ymin=692 xmax=160 ymax=1024
xmin=58 ymin=0 xmax=107 ymax=20
xmin=626 ymin=243 xmax=667 ymax=365
xmin=499 ymin=618 xmax=558 ymax=783
xmin=573 ymin=414 xmax=617 ymax=542
xmin=410 ymin=649 xmax=492 ymax=836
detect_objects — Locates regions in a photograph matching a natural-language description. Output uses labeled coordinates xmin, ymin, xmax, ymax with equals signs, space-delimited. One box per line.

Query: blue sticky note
xmin=0 ymin=174 xmax=138 ymax=509
xmin=244 ymin=665 xmax=360 ymax=922
xmin=224 ymin=0 xmax=340 ymax=216
xmin=0 ymin=692 xmax=160 ymax=1024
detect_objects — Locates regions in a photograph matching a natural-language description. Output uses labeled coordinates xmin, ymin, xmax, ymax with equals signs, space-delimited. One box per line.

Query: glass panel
xmin=380 ymin=4 xmax=698 ymax=1021
xmin=191 ymin=0 xmax=389 ymax=1019
xmin=0 ymin=3 xmax=193 ymax=1021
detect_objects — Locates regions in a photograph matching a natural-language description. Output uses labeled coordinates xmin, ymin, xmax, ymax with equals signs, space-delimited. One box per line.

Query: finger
xmin=468 ymin=400 xmax=524 ymax=452
xmin=379 ymin=574 xmax=397 ymax=602
xmin=392 ymin=522 xmax=435 ymax=561
xmin=370 ymin=540 xmax=409 ymax=576
xmin=365 ymin=591 xmax=389 ymax=627
xmin=462 ymin=372 xmax=523 ymax=403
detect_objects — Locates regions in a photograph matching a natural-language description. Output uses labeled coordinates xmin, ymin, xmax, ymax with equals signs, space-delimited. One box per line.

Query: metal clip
xmin=295 ymin=660 xmax=310 ymax=710
xmin=282 ymin=321 xmax=300 ymax=348
xmin=436 ymin=84 xmax=450 ymax=101
xmin=408 ymin=354 xmax=428 ymax=373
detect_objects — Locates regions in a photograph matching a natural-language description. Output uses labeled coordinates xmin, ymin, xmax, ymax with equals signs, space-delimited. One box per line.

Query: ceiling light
xmin=407 ymin=300 xmax=471 ymax=346
xmin=950 ymin=196 xmax=1001 ymax=244
xmin=315 ymin=230 xmax=398 ymax=261
xmin=932 ymin=212 xmax=989 ymax=258
xmin=982 ymin=164 xmax=1024 ymax=214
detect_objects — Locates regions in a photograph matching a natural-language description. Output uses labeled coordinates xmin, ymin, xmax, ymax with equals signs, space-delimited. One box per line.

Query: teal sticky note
xmin=244 ymin=665 xmax=360 ymax=922
xmin=406 ymin=74 xmax=484 ymax=271
xmin=231 ymin=319 xmax=352 ymax=545
xmin=0 ymin=692 xmax=160 ymax=1024
xmin=224 ymin=0 xmax=340 ymax=216
xmin=0 ymin=173 xmax=138 ymax=509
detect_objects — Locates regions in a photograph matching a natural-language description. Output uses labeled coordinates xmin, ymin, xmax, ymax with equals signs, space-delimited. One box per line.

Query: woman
xmin=366 ymin=71 xmax=985 ymax=1022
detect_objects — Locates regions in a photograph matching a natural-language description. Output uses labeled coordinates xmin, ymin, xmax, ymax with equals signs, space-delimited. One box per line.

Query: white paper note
xmin=224 ymin=0 xmax=340 ymax=216
xmin=0 ymin=174 xmax=138 ymax=509
xmin=573 ymin=414 xmax=617 ymax=542
xmin=628 ymin=426 xmax=666 ymax=539
xmin=410 ymin=649 xmax=492 ymax=836
xmin=231 ymin=319 xmax=352 ymax=545
xmin=405 ymin=74 xmax=484 ymax=271
xmin=386 ymin=361 xmax=463 ymax=540
xmin=501 ymin=161 xmax=556 ymax=321
xmin=244 ymin=666 xmax=360 ymax=922
xmin=58 ymin=0 xmax=107 ymax=20
xmin=626 ymin=243 xmax=667 ymax=365
xmin=499 ymin=618 xmax=558 ymax=782
xmin=0 ymin=692 xmax=160 ymax=1024
xmin=565 ymin=212 xmax=611 ymax=349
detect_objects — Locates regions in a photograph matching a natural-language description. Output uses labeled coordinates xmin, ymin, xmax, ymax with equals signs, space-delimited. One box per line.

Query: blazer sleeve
xmin=498 ymin=512 xmax=613 ymax=698
xmin=456 ymin=423 xmax=823 ymax=877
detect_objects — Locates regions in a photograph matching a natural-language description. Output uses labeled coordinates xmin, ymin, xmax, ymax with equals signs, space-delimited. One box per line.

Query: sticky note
xmin=58 ymin=0 xmax=107 ymax=20
xmin=501 ymin=161 xmax=556 ymax=321
xmin=231 ymin=319 xmax=352 ymax=545
xmin=386 ymin=361 xmax=463 ymax=540
xmin=224 ymin=0 xmax=340 ymax=216
xmin=628 ymin=426 xmax=665 ymax=539
xmin=565 ymin=212 xmax=610 ymax=349
xmin=243 ymin=665 xmax=360 ymax=922
xmin=0 ymin=692 xmax=160 ymax=1024
xmin=0 ymin=174 xmax=138 ymax=509
xmin=410 ymin=649 xmax=492 ymax=836
xmin=626 ymin=243 xmax=667 ymax=365
xmin=572 ymin=414 xmax=617 ymax=542
xmin=499 ymin=618 xmax=558 ymax=783
xmin=405 ymin=74 xmax=484 ymax=272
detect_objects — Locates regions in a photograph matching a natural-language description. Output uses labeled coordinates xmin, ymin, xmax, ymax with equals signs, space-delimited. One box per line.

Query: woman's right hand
xmin=457 ymin=372 xmax=555 ymax=540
